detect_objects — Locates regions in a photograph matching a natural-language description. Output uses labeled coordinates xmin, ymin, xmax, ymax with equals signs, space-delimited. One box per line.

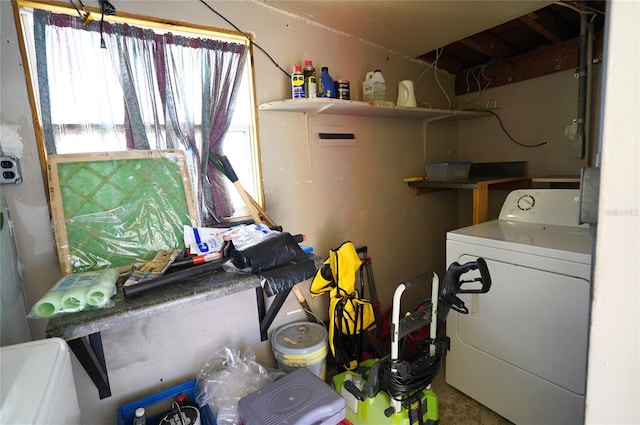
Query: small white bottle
xmin=133 ymin=407 xmax=146 ymax=425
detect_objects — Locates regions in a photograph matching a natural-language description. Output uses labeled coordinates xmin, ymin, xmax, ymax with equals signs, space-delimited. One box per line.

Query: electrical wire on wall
xmin=415 ymin=47 xmax=451 ymax=109
xmin=556 ymin=0 xmax=605 ymax=29
xmin=459 ymin=62 xmax=493 ymax=107
xmin=465 ymin=109 xmax=548 ymax=148
xmin=199 ymin=0 xmax=291 ymax=79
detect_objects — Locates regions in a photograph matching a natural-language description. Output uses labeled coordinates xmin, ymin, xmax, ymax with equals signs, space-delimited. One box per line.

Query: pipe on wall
xmin=573 ymin=1 xmax=590 ymax=159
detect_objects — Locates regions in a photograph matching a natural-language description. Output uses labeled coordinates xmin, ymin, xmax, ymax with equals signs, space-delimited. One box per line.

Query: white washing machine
xmin=1 ymin=338 xmax=81 ymax=424
xmin=445 ymin=189 xmax=591 ymax=425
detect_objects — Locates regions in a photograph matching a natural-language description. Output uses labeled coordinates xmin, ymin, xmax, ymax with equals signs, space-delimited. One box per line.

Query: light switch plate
xmin=0 ymin=156 xmax=22 ymax=184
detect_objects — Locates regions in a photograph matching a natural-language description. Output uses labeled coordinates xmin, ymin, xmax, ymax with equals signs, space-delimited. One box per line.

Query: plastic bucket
xmin=272 ymin=322 xmax=328 ymax=380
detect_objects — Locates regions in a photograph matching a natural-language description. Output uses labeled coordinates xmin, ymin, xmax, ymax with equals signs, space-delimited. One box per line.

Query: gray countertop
xmin=46 ymin=270 xmax=261 ymax=340
xmin=408 ymin=161 xmax=529 ymax=190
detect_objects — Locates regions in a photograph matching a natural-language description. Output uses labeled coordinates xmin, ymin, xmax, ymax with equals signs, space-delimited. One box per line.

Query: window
xmin=15 ymin=1 xmax=261 ymax=224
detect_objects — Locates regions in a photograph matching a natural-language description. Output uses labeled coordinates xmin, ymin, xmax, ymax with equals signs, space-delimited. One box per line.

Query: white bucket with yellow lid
xmin=272 ymin=322 xmax=328 ymax=380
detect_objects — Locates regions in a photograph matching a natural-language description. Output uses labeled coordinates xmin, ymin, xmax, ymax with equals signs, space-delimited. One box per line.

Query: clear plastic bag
xmin=195 ymin=346 xmax=283 ymax=425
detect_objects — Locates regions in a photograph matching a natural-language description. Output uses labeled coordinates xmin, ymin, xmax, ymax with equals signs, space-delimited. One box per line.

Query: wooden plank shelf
xmin=407 ymin=162 xmax=531 ymax=224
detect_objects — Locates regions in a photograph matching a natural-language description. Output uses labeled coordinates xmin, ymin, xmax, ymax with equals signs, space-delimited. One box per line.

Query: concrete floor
xmin=431 ymin=365 xmax=513 ymax=425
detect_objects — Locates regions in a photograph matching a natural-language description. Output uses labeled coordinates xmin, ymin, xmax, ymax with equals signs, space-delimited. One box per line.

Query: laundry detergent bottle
xmin=362 ymin=69 xmax=386 ymax=102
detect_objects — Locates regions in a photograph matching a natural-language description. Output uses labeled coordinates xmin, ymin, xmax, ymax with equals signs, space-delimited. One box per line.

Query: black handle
xmin=123 ymin=258 xmax=226 ymax=298
xmin=343 ymin=379 xmax=366 ymax=401
xmin=401 ymin=271 xmax=431 ymax=291
xmin=218 ymin=155 xmax=238 ymax=182
xmin=440 ymin=258 xmax=492 ymax=314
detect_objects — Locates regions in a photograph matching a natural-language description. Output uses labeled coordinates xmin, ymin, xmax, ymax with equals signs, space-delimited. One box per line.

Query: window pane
xmin=18 ymin=4 xmax=261 ymax=221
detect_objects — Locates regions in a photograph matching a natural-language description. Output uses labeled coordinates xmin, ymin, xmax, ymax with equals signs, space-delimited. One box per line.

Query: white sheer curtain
xmin=33 ymin=9 xmax=248 ymax=223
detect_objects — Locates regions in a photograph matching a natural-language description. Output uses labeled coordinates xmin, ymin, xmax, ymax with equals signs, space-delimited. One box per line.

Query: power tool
xmin=333 ymin=258 xmax=491 ymax=425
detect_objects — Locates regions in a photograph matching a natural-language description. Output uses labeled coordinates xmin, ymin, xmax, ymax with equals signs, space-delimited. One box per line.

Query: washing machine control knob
xmin=517 ymin=194 xmax=536 ymax=211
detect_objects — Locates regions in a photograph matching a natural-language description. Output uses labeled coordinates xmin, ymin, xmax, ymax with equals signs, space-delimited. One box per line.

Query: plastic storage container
xmin=238 ymin=367 xmax=345 ymax=425
xmin=272 ymin=322 xmax=328 ymax=380
xmin=362 ymin=70 xmax=386 ymax=102
xmin=117 ymin=379 xmax=216 ymax=425
xmin=424 ymin=161 xmax=472 ymax=181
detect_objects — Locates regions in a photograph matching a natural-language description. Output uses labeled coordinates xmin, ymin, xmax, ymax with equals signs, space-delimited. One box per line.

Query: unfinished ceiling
xmin=262 ymin=0 xmax=607 ymax=95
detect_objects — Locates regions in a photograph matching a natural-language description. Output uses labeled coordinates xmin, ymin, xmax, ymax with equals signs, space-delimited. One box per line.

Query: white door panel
xmin=453 ymin=255 xmax=589 ymax=394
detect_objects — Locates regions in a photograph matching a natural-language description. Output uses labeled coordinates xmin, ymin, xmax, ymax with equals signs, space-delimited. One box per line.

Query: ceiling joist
xmin=454 ymin=31 xmax=604 ymax=96
xmin=416 ymin=1 xmax=606 ymax=96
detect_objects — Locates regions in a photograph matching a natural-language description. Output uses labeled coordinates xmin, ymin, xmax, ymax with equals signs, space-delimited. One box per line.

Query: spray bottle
xmin=291 ymin=64 xmax=304 ymax=99
xmin=303 ymin=60 xmax=317 ymax=98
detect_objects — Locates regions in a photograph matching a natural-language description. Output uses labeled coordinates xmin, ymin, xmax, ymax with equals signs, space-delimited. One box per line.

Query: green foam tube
xmin=60 ymin=286 xmax=87 ymax=312
xmin=86 ymin=268 xmax=118 ymax=307
xmin=31 ymin=268 xmax=119 ymax=318
xmin=32 ymin=293 xmax=65 ymax=318
xmin=32 ymin=272 xmax=85 ymax=318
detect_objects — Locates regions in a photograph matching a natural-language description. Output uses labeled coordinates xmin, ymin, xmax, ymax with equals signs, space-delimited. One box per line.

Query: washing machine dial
xmin=517 ymin=194 xmax=536 ymax=211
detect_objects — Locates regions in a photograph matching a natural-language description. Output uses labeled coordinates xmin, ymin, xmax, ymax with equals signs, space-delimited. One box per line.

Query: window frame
xmin=11 ymin=0 xmax=264 ymax=220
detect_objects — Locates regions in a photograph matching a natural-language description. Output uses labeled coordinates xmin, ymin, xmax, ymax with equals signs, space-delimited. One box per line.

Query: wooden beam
xmin=458 ymin=32 xmax=519 ymax=60
xmin=417 ymin=51 xmax=463 ymax=75
xmin=520 ymin=15 xmax=560 ymax=43
xmin=454 ymin=31 xmax=603 ymax=96
xmin=520 ymin=8 xmax=575 ymax=42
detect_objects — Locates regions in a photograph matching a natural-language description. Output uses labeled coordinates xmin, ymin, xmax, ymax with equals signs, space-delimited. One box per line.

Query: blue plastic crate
xmin=117 ymin=379 xmax=216 ymax=425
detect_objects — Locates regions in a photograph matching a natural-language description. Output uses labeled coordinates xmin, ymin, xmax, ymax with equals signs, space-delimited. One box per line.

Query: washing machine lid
xmin=0 ymin=338 xmax=81 ymax=424
xmin=448 ymin=219 xmax=591 ymax=264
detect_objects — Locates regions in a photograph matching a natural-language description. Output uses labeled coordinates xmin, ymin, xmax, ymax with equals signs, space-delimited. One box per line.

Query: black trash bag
xmin=230 ymin=232 xmax=306 ymax=273
xmin=258 ymin=258 xmax=317 ymax=296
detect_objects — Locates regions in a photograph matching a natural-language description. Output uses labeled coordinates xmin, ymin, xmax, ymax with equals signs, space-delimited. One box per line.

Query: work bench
xmin=407 ymin=161 xmax=531 ymax=224
xmin=46 ymin=259 xmax=320 ymax=399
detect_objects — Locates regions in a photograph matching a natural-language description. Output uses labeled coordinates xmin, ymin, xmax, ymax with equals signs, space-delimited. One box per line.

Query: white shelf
xmin=258 ymin=98 xmax=489 ymax=121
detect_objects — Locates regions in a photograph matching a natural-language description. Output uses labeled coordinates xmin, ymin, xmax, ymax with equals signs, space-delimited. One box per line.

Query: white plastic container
xmin=272 ymin=322 xmax=328 ymax=380
xmin=0 ymin=338 xmax=82 ymax=424
xmin=362 ymin=70 xmax=386 ymax=102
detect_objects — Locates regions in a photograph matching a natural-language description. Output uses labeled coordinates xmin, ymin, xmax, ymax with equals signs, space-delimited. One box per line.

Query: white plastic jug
xmin=396 ymin=80 xmax=417 ymax=107
xmin=362 ymin=70 xmax=386 ymax=102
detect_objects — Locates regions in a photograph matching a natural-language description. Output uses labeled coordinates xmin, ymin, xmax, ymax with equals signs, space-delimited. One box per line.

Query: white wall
xmin=457 ymin=69 xmax=593 ymax=176
xmin=453 ymin=68 xmax=599 ymax=226
xmin=1 ymin=0 xmax=61 ymax=340
xmin=585 ymin=0 xmax=639 ymax=423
